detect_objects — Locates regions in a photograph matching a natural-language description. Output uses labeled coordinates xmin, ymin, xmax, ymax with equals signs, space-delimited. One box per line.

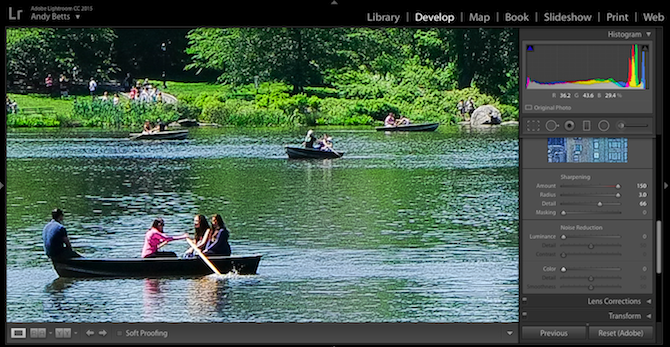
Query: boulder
xmin=470 ymin=105 xmax=502 ymax=126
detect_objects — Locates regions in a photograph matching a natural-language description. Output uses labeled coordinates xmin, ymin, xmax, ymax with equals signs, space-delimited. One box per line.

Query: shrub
xmin=72 ymin=98 xmax=178 ymax=127
xmin=7 ymin=113 xmax=60 ymax=127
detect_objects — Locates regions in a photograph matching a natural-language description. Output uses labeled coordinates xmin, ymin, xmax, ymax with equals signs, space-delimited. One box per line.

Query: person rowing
xmin=183 ymin=214 xmax=211 ymax=258
xmin=302 ymin=129 xmax=317 ymax=149
xmin=141 ymin=218 xmax=189 ymax=258
xmin=142 ymin=120 xmax=153 ymax=134
xmin=315 ymin=133 xmax=335 ymax=152
xmin=395 ymin=115 xmax=411 ymax=126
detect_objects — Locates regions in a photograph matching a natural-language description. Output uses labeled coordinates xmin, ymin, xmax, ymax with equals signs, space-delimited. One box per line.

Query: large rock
xmin=470 ymin=105 xmax=502 ymax=126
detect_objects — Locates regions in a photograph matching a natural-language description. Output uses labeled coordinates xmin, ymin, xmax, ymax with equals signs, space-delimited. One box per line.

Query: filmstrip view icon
xmin=10 ymin=328 xmax=26 ymax=339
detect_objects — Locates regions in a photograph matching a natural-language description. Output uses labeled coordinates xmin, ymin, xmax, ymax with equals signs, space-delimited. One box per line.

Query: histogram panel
xmin=526 ymin=44 xmax=649 ymax=90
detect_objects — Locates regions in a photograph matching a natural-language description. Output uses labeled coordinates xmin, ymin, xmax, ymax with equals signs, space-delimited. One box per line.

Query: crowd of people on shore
xmin=35 ymin=72 xmax=166 ymax=105
xmin=127 ymin=77 xmax=164 ymax=103
xmin=41 ymin=208 xmax=233 ymax=261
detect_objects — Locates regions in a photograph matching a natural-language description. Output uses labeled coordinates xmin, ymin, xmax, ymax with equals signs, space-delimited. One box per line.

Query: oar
xmin=330 ymin=147 xmax=341 ymax=157
xmin=185 ymin=238 xmax=222 ymax=275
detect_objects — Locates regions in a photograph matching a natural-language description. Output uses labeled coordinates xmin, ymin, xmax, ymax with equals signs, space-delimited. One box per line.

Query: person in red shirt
xmin=141 ymin=218 xmax=189 ymax=258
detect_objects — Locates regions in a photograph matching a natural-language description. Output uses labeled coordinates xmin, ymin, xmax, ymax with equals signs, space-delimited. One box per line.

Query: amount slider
xmin=560 ymin=184 xmax=621 ymax=189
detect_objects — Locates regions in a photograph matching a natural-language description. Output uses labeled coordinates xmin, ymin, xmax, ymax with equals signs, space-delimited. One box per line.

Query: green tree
xmin=447 ymin=28 xmax=519 ymax=96
xmin=114 ymin=28 xmax=194 ymax=81
xmin=186 ymin=28 xmax=349 ymax=94
xmin=6 ymin=28 xmax=117 ymax=90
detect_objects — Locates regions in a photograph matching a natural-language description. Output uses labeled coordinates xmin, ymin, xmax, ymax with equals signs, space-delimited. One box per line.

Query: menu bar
xmin=4 ymin=4 xmax=665 ymax=26
xmin=366 ymin=11 xmax=665 ymax=25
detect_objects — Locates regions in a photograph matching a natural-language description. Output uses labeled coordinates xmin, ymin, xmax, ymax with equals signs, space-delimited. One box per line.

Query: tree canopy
xmin=184 ymin=27 xmax=518 ymax=99
xmin=6 ymin=27 xmax=518 ymax=105
xmin=6 ymin=28 xmax=117 ymax=89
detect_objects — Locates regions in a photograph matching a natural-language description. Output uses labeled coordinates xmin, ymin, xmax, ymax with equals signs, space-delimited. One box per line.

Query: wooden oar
xmin=330 ymin=147 xmax=341 ymax=157
xmin=185 ymin=238 xmax=222 ymax=275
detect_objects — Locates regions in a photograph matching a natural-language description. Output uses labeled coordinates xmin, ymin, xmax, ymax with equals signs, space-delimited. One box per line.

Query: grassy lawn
xmin=156 ymin=81 xmax=230 ymax=99
xmin=7 ymin=93 xmax=75 ymax=115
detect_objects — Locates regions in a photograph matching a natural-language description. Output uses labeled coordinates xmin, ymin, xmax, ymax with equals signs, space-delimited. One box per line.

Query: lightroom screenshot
xmin=4 ymin=2 xmax=666 ymax=345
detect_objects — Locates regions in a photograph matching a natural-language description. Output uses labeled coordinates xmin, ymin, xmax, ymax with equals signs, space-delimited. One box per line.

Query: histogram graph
xmin=525 ymin=44 xmax=649 ymax=90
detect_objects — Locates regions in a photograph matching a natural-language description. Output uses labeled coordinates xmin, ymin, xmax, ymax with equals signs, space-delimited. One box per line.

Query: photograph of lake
xmin=7 ymin=27 xmax=520 ymax=323
xmin=6 ymin=126 xmax=518 ymax=322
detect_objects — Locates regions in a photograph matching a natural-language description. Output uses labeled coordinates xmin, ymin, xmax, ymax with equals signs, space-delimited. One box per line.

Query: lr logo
xmin=8 ymin=7 xmax=23 ymax=20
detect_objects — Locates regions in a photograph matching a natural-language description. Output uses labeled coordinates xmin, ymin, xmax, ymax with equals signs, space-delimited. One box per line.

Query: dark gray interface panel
xmin=520 ymin=28 xmax=660 ymax=343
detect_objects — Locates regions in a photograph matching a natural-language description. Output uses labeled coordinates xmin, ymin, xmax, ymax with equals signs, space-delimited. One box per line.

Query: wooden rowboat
xmin=285 ymin=146 xmax=344 ymax=159
xmin=176 ymin=118 xmax=200 ymax=127
xmin=129 ymin=130 xmax=188 ymax=140
xmin=375 ymin=122 xmax=439 ymax=132
xmin=51 ymin=254 xmax=262 ymax=278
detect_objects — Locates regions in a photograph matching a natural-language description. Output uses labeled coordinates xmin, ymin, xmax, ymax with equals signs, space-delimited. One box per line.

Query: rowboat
xmin=129 ymin=130 xmax=188 ymax=140
xmin=285 ymin=146 xmax=344 ymax=159
xmin=176 ymin=118 xmax=199 ymax=127
xmin=51 ymin=254 xmax=262 ymax=278
xmin=375 ymin=122 xmax=439 ymax=132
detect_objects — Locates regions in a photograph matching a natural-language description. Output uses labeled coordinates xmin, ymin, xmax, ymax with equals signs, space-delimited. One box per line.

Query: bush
xmin=72 ymin=98 xmax=179 ymax=127
xmin=175 ymin=102 xmax=202 ymax=120
xmin=7 ymin=113 xmax=60 ymax=127
xmin=496 ymin=104 xmax=519 ymax=121
xmin=316 ymin=98 xmax=387 ymax=125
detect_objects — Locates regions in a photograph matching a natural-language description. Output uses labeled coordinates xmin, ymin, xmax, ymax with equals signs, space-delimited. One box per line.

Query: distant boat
xmin=176 ymin=118 xmax=199 ymax=127
xmin=285 ymin=146 xmax=344 ymax=159
xmin=375 ymin=122 xmax=439 ymax=132
xmin=129 ymin=130 xmax=188 ymax=140
xmin=51 ymin=255 xmax=262 ymax=278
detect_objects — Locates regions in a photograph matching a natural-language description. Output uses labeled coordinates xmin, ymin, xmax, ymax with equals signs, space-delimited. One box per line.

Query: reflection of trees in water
xmin=187 ymin=277 xmax=231 ymax=319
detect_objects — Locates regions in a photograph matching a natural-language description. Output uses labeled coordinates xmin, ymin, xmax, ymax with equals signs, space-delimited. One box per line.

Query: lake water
xmin=6 ymin=125 xmax=519 ymax=323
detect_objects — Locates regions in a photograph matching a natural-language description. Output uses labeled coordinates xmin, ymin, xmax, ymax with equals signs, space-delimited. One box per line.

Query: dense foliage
xmin=7 ymin=28 xmax=519 ymax=127
xmin=7 ymin=28 xmax=118 ymax=89
xmin=71 ymin=99 xmax=179 ymax=127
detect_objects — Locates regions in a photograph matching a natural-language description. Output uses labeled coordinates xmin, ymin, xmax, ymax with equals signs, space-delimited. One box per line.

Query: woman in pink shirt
xmin=141 ymin=218 xmax=189 ymax=258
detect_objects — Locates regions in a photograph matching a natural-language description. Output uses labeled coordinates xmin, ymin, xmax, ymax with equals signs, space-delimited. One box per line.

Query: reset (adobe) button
xmin=589 ymin=326 xmax=653 ymax=340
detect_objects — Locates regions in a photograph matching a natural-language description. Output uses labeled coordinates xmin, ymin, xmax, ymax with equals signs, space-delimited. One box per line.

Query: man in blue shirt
xmin=43 ymin=208 xmax=81 ymax=260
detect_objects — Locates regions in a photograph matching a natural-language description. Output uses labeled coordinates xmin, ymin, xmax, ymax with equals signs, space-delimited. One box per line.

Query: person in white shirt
xmin=88 ymin=77 xmax=97 ymax=99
